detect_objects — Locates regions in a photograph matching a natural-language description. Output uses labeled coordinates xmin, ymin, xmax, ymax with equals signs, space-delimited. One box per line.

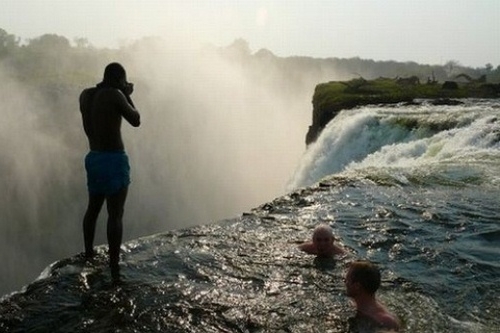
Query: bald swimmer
xmin=298 ymin=224 xmax=347 ymax=257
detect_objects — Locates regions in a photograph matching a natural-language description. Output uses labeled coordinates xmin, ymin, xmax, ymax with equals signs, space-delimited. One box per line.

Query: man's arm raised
xmin=113 ymin=90 xmax=141 ymax=127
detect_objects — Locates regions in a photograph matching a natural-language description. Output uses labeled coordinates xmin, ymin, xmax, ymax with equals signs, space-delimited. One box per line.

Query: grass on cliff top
xmin=313 ymin=78 xmax=469 ymax=111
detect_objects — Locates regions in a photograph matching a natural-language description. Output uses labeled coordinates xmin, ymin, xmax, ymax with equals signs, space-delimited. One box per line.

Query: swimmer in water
xmin=298 ymin=224 xmax=347 ymax=257
xmin=345 ymin=260 xmax=401 ymax=331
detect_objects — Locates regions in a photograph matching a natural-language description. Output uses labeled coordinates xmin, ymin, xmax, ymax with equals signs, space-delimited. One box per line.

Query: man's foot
xmin=85 ymin=249 xmax=96 ymax=260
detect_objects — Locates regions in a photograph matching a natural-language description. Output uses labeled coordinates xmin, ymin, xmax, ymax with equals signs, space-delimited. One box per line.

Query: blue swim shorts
xmin=85 ymin=151 xmax=130 ymax=196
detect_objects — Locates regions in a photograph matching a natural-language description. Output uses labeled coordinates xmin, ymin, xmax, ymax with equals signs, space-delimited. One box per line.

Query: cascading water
xmin=288 ymin=100 xmax=500 ymax=190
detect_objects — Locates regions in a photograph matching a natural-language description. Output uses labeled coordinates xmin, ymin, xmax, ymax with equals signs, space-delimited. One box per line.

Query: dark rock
xmin=430 ymin=99 xmax=464 ymax=106
xmin=442 ymin=81 xmax=459 ymax=90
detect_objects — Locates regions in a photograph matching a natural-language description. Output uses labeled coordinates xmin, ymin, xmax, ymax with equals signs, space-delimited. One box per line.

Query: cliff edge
xmin=306 ymin=77 xmax=500 ymax=145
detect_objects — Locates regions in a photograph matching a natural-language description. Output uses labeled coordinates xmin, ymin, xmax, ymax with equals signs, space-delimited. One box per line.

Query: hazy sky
xmin=2 ymin=0 xmax=499 ymax=67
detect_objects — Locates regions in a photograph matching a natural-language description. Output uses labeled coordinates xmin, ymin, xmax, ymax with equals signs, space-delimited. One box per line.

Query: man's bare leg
xmin=106 ymin=187 xmax=128 ymax=282
xmin=83 ymin=194 xmax=105 ymax=258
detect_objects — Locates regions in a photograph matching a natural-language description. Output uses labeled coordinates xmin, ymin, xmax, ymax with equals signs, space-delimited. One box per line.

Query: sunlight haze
xmin=2 ymin=0 xmax=499 ymax=67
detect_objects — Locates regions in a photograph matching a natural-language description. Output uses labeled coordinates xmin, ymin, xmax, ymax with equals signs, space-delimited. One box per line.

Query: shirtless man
xmin=298 ymin=224 xmax=346 ymax=257
xmin=79 ymin=62 xmax=141 ymax=282
xmin=345 ymin=260 xmax=401 ymax=331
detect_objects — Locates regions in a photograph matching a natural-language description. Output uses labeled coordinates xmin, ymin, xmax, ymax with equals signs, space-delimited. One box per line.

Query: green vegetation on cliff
xmin=307 ymin=77 xmax=500 ymax=145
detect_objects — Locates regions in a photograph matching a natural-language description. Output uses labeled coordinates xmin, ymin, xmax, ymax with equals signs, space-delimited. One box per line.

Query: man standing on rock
xmin=79 ymin=62 xmax=141 ymax=282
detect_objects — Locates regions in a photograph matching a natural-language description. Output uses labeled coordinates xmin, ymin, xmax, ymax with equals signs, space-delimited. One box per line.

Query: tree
xmin=444 ymin=60 xmax=461 ymax=78
xmin=223 ymin=38 xmax=252 ymax=61
xmin=73 ymin=37 xmax=91 ymax=49
xmin=27 ymin=34 xmax=71 ymax=53
xmin=0 ymin=28 xmax=20 ymax=58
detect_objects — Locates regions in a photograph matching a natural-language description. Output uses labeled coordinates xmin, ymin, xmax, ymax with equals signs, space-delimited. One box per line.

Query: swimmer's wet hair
xmin=349 ymin=260 xmax=381 ymax=294
xmin=313 ymin=223 xmax=333 ymax=234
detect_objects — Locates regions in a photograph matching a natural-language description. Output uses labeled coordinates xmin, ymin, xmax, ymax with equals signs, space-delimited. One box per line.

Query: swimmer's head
xmin=312 ymin=224 xmax=334 ymax=255
xmin=345 ymin=260 xmax=381 ymax=296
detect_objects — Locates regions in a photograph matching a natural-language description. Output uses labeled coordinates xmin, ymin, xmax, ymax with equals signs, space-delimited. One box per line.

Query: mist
xmin=0 ymin=63 xmax=86 ymax=296
xmin=0 ymin=37 xmax=332 ymax=296
xmin=121 ymin=42 xmax=316 ymax=234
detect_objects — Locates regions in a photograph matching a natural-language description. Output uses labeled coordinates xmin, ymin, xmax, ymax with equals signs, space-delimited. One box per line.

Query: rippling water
xmin=1 ymin=100 xmax=499 ymax=332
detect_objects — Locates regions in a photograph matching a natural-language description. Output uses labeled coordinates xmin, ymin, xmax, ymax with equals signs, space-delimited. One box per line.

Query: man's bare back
xmin=80 ymin=86 xmax=140 ymax=151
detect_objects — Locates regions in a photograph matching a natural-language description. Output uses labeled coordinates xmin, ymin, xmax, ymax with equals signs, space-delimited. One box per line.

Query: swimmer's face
xmin=312 ymin=229 xmax=333 ymax=255
xmin=345 ymin=265 xmax=362 ymax=297
xmin=345 ymin=266 xmax=357 ymax=296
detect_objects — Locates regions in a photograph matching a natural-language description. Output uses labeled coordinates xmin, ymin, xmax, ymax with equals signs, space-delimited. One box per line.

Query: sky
xmin=1 ymin=0 xmax=499 ymax=68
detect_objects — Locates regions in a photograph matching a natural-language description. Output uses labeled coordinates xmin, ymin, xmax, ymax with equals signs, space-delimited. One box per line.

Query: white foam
xmin=288 ymin=102 xmax=500 ymax=189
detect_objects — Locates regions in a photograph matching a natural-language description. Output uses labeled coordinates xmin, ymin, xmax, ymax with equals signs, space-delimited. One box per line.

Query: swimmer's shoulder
xmin=298 ymin=242 xmax=317 ymax=254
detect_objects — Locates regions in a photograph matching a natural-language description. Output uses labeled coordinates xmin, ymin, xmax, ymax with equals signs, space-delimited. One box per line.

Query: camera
xmin=121 ymin=82 xmax=134 ymax=96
